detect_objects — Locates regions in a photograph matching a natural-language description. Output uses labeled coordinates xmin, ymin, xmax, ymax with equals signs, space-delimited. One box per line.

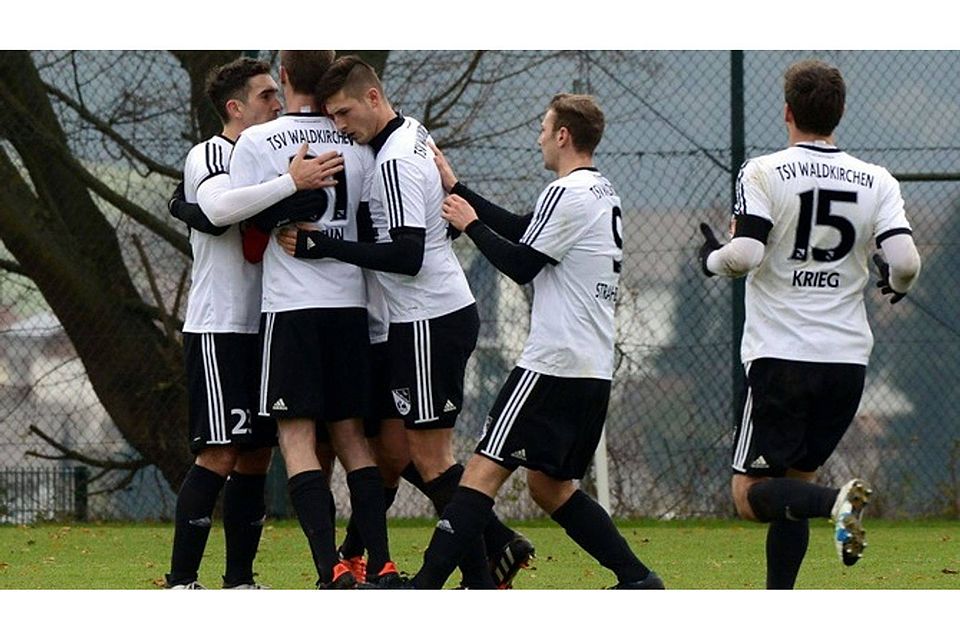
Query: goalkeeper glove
xmin=872 ymin=253 xmax=906 ymax=304
xmin=698 ymin=222 xmax=723 ymax=277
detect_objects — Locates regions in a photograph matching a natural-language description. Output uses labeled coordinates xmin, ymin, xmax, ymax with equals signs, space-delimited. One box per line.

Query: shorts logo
xmin=443 ymin=399 xmax=457 ymax=413
xmin=480 ymin=415 xmax=492 ymax=440
xmin=392 ymin=388 xmax=411 ymax=416
xmin=750 ymin=455 xmax=769 ymax=469
xmin=510 ymin=449 xmax=527 ymax=461
xmin=272 ymin=398 xmax=288 ymax=412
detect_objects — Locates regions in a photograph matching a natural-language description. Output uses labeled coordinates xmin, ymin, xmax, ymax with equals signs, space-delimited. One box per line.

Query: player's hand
xmin=698 ymin=222 xmax=723 ymax=277
xmin=872 ymin=253 xmax=906 ymax=304
xmin=441 ymin=194 xmax=478 ymax=232
xmin=167 ymin=181 xmax=186 ymax=217
xmin=289 ymin=143 xmax=343 ymax=191
xmin=429 ymin=141 xmax=458 ymax=193
xmin=276 ymin=226 xmax=300 ymax=256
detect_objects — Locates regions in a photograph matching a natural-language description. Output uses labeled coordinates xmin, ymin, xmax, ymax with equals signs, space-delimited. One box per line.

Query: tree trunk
xmin=0 ymin=51 xmax=192 ymax=490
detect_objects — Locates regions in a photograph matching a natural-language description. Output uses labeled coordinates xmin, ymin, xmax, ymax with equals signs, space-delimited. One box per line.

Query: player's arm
xmin=699 ymin=160 xmax=771 ymax=277
xmin=278 ymin=225 xmax=424 ymax=276
xmin=198 ymin=145 xmax=342 ymax=226
xmin=450 ymin=183 xmax=533 ymax=242
xmin=167 ymin=181 xmax=229 ymax=236
xmin=700 ymin=215 xmax=770 ymax=277
xmin=442 ymin=194 xmax=549 ymax=285
xmin=873 ymin=231 xmax=921 ymax=303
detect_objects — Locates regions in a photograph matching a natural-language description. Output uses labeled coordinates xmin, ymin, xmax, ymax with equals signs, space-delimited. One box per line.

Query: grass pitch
xmin=0 ymin=518 xmax=958 ymax=590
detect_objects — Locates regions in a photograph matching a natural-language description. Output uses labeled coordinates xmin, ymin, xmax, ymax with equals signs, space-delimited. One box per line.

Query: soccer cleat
xmin=339 ymin=554 xmax=367 ymax=585
xmin=489 ymin=534 xmax=536 ymax=589
xmin=222 ymin=578 xmax=270 ymax=590
xmin=316 ymin=561 xmax=359 ymax=589
xmin=609 ymin=571 xmax=666 ymax=590
xmin=831 ymin=478 xmax=873 ymax=567
xmin=363 ymin=561 xmax=410 ymax=589
xmin=166 ymin=580 xmax=206 ymax=590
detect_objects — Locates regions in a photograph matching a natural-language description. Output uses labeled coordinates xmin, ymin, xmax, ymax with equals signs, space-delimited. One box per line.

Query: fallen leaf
xmin=941 ymin=568 xmax=958 ymax=574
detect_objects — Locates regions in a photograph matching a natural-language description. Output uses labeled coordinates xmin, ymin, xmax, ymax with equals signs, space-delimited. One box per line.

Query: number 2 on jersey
xmin=790 ymin=188 xmax=856 ymax=262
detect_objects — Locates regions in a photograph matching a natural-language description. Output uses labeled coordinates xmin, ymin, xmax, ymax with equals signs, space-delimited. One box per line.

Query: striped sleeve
xmin=519 ymin=184 xmax=584 ymax=262
xmin=379 ymin=157 xmax=426 ymax=231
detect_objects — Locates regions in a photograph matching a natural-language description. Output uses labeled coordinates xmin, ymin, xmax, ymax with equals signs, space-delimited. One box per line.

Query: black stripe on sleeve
xmin=876 ymin=227 xmax=912 ymax=248
xmin=733 ymin=214 xmax=773 ymax=243
xmin=522 ymin=186 xmax=565 ymax=245
xmin=382 ymin=160 xmax=405 ymax=229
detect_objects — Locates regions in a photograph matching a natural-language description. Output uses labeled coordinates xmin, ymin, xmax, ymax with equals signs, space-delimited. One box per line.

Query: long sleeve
xmin=451 ymin=182 xmax=532 ymax=242
xmin=464 ymin=220 xmax=550 ymax=285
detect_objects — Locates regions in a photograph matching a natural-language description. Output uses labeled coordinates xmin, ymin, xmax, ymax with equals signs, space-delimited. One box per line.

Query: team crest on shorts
xmin=392 ymin=388 xmax=412 ymax=416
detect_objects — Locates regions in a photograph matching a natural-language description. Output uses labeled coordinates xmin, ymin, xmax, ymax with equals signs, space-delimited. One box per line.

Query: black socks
xmin=168 ymin=464 xmax=226 ymax=585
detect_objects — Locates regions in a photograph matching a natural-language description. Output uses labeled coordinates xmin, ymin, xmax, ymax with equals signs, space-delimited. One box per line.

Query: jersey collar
xmin=569 ymin=166 xmax=599 ymax=174
xmin=370 ymin=114 xmax=405 ymax=155
xmin=214 ymin=133 xmax=236 ymax=146
xmin=794 ymin=141 xmax=842 ymax=153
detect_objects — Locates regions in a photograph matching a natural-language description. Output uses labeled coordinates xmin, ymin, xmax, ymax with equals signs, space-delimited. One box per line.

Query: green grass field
xmin=1 ymin=518 xmax=958 ymax=589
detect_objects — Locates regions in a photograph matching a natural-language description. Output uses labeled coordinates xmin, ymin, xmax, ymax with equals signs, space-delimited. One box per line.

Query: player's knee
xmin=527 ymin=473 xmax=573 ymax=513
xmin=196 ymin=446 xmax=239 ymax=477
xmin=234 ymin=447 xmax=272 ymax=475
xmin=731 ymin=475 xmax=760 ymax=521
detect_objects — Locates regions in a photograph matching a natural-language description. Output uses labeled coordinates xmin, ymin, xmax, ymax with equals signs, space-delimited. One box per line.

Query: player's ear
xmin=366 ymin=86 xmax=380 ymax=108
xmin=225 ymin=98 xmax=242 ymax=121
xmin=784 ymin=103 xmax=793 ymax=126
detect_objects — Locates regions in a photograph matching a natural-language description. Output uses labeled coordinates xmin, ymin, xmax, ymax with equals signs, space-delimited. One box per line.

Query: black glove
xmin=167 ymin=181 xmax=229 ymax=236
xmin=872 ymin=253 xmax=906 ymax=304
xmin=250 ymin=189 xmax=329 ymax=233
xmin=295 ymin=228 xmax=329 ymax=259
xmin=167 ymin=181 xmax=185 ymax=216
xmin=698 ymin=223 xmax=723 ymax=277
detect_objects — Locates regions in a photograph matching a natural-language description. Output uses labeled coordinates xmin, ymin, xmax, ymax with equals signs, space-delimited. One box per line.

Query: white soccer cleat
xmin=168 ymin=580 xmax=205 ymax=589
xmin=831 ymin=479 xmax=873 ymax=567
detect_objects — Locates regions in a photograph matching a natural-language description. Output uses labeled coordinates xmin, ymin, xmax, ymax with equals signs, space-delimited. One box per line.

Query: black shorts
xmin=388 ymin=304 xmax=479 ymax=430
xmin=183 ymin=333 xmax=277 ymax=454
xmin=475 ymin=367 xmax=611 ymax=481
xmin=364 ymin=341 xmax=402 ymax=438
xmin=258 ymin=308 xmax=371 ymax=423
xmin=732 ymin=358 xmax=866 ymax=477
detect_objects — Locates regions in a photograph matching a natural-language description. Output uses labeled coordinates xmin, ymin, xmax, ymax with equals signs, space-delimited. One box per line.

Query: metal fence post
xmin=73 ymin=465 xmax=89 ymax=522
xmin=730 ymin=50 xmax=747 ymax=429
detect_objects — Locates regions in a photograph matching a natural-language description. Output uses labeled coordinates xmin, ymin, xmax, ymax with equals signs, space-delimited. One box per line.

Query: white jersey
xmin=364 ymin=269 xmax=389 ymax=344
xmin=369 ymin=116 xmax=474 ymax=322
xmin=181 ymin=135 xmax=262 ymax=334
xmin=517 ymin=168 xmax=623 ymax=380
xmin=736 ymin=142 xmax=912 ymax=365
xmin=229 ymin=112 xmax=374 ymax=312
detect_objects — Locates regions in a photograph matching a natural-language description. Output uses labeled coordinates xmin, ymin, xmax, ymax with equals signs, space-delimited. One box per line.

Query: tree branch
xmin=0 ymin=257 xmax=27 ymax=276
xmin=424 ymin=51 xmax=485 ymax=130
xmin=25 ymin=424 xmax=147 ymax=471
xmin=0 ymin=80 xmax=191 ymax=256
xmin=44 ymin=81 xmax=181 ymax=179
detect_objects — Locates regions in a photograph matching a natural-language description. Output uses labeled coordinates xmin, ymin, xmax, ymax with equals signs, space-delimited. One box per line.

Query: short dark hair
xmin=316 ymin=55 xmax=384 ymax=104
xmin=548 ymin=93 xmax=605 ymax=154
xmin=205 ymin=57 xmax=272 ymax=123
xmin=784 ymin=60 xmax=846 ymax=136
xmin=280 ymin=50 xmax=336 ymax=95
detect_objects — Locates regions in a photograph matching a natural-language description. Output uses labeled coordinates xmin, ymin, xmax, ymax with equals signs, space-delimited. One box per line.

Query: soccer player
xmin=165 ymin=56 xmax=338 ymax=590
xmin=226 ymin=50 xmax=400 ymax=589
xmin=697 ymin=59 xmax=922 ymax=589
xmin=401 ymin=93 xmax=664 ymax=590
xmin=277 ymin=55 xmax=532 ymax=589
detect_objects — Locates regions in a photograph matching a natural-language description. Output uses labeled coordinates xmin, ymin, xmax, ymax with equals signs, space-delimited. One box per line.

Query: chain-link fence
xmin=0 ymin=50 xmax=957 ymax=523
